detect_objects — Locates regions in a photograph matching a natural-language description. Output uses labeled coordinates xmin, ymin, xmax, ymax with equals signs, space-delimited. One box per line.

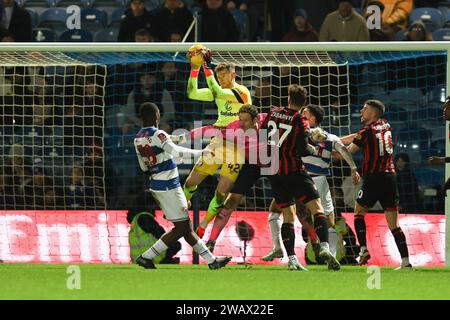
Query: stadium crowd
xmin=0 ymin=0 xmax=449 ymax=42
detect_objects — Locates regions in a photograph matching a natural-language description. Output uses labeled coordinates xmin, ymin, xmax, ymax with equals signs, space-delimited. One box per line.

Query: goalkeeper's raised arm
xmin=186 ymin=44 xmax=252 ymax=127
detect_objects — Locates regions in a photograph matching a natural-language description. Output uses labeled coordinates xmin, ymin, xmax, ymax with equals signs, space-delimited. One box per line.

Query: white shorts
xmin=312 ymin=175 xmax=334 ymax=215
xmin=150 ymin=186 xmax=189 ymax=222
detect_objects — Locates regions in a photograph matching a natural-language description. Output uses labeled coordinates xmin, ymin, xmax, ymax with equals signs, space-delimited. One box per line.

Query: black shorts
xmin=268 ymin=170 xmax=320 ymax=208
xmin=231 ymin=164 xmax=262 ymax=195
xmin=356 ymin=173 xmax=399 ymax=210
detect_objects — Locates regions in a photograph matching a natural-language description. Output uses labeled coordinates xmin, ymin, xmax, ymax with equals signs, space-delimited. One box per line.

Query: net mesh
xmin=0 ymin=49 xmax=446 ymax=215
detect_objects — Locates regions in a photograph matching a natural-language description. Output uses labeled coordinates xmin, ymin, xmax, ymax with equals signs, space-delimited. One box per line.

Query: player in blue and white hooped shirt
xmin=262 ymin=104 xmax=360 ymax=261
xmin=133 ymin=102 xmax=231 ymax=270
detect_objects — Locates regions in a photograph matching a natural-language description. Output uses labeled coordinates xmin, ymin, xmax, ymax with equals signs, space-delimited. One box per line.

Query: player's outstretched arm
xmin=187 ymin=68 xmax=214 ymax=102
xmin=334 ymin=141 xmax=360 ymax=184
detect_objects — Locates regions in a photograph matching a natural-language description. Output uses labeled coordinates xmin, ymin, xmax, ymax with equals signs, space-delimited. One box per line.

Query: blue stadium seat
xmin=38 ymin=8 xmax=70 ymax=33
xmin=80 ymin=8 xmax=107 ymax=32
xmin=229 ymin=8 xmax=249 ymax=41
xmin=22 ymin=0 xmax=53 ymax=16
xmin=55 ymin=0 xmax=90 ymax=8
xmin=409 ymin=7 xmax=444 ymax=32
xmin=395 ymin=29 xmax=407 ymax=40
xmin=32 ymin=28 xmax=57 ymax=41
xmin=432 ymin=27 xmax=450 ymax=40
xmin=59 ymin=29 xmax=93 ymax=42
xmin=25 ymin=9 xmax=39 ymax=29
xmin=94 ymin=27 xmax=119 ymax=41
xmin=110 ymin=8 xmax=126 ymax=26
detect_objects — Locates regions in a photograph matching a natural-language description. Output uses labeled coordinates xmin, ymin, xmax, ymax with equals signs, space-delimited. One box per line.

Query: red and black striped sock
xmin=391 ymin=227 xmax=409 ymax=258
xmin=354 ymin=215 xmax=367 ymax=248
xmin=313 ymin=214 xmax=328 ymax=243
xmin=281 ymin=223 xmax=295 ymax=256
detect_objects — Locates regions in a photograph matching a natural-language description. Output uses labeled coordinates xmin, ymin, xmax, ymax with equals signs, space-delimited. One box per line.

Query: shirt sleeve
xmin=187 ymin=72 xmax=214 ymax=102
xmin=156 ymin=130 xmax=203 ymax=157
xmin=352 ymin=127 xmax=368 ymax=149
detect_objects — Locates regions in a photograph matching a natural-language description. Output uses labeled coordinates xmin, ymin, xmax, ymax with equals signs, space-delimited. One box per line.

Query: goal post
xmin=0 ymin=42 xmax=448 ymax=266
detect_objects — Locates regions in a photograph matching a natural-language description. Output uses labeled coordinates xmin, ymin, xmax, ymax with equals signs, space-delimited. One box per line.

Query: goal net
xmin=0 ymin=52 xmax=106 ymax=210
xmin=0 ymin=47 xmax=446 ymax=217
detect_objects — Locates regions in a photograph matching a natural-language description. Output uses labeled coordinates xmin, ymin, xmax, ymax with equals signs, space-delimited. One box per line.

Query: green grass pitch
xmin=1 ymin=264 xmax=450 ymax=300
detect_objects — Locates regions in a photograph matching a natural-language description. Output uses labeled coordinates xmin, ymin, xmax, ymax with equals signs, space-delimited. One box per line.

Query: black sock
xmin=313 ymin=214 xmax=328 ymax=243
xmin=281 ymin=223 xmax=295 ymax=256
xmin=354 ymin=215 xmax=367 ymax=248
xmin=391 ymin=227 xmax=409 ymax=258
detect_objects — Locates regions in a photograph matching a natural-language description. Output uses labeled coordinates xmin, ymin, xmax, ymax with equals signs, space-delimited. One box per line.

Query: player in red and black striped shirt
xmin=348 ymin=100 xmax=411 ymax=269
xmin=261 ymin=84 xmax=341 ymax=271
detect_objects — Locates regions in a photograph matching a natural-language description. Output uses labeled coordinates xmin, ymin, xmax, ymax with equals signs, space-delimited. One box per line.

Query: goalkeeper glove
xmin=202 ymin=47 xmax=212 ymax=70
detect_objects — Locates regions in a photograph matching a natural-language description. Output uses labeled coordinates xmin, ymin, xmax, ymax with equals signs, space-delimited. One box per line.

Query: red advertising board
xmin=0 ymin=210 xmax=445 ymax=266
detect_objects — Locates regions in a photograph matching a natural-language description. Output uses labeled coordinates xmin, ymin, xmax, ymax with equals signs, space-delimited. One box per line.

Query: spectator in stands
xmin=226 ymin=0 xmax=261 ymax=41
xmin=395 ymin=153 xmax=423 ymax=213
xmin=150 ymin=0 xmax=193 ymax=42
xmin=43 ymin=179 xmax=65 ymax=209
xmin=0 ymin=0 xmax=32 ymax=42
xmin=118 ymin=0 xmax=155 ymax=42
xmin=267 ymin=0 xmax=296 ymax=41
xmin=404 ymin=19 xmax=433 ymax=41
xmin=414 ymin=0 xmax=439 ymax=7
xmin=3 ymin=144 xmax=30 ymax=209
xmin=126 ymin=70 xmax=163 ymax=125
xmin=362 ymin=0 xmax=412 ymax=31
xmin=201 ymin=0 xmax=239 ymax=41
xmin=24 ymin=157 xmax=46 ymax=209
xmin=364 ymin=0 xmax=395 ymax=41
xmin=83 ymin=144 xmax=115 ymax=208
xmin=169 ymin=31 xmax=183 ymax=42
xmin=319 ymin=0 xmax=370 ymax=41
xmin=134 ymin=28 xmax=155 ymax=42
xmin=65 ymin=165 xmax=96 ymax=209
xmin=281 ymin=8 xmax=319 ymax=42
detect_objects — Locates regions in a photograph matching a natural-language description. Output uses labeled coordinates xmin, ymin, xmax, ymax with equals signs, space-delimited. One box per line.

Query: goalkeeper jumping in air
xmin=183 ymin=44 xmax=252 ymax=240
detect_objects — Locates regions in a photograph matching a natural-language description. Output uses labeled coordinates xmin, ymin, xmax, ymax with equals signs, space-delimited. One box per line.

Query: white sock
xmin=142 ymin=239 xmax=168 ymax=260
xmin=193 ymin=240 xmax=216 ymax=264
xmin=288 ymin=255 xmax=298 ymax=263
xmin=320 ymin=242 xmax=330 ymax=252
xmin=268 ymin=212 xmax=282 ymax=250
xmin=360 ymin=245 xmax=367 ymax=253
xmin=328 ymin=228 xmax=338 ymax=257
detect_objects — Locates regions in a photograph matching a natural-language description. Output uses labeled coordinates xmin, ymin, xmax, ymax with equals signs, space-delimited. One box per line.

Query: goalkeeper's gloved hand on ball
xmin=202 ymin=47 xmax=212 ymax=69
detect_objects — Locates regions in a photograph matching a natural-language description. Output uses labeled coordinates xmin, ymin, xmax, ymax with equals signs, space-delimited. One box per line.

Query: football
xmin=187 ymin=43 xmax=207 ymax=68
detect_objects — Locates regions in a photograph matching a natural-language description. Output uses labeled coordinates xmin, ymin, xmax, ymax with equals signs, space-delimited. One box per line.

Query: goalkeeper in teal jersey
xmin=183 ymin=47 xmax=252 ymax=240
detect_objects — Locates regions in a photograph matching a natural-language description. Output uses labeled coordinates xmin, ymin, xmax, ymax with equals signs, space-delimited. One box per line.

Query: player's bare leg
xmin=385 ymin=210 xmax=412 ymax=269
xmin=280 ymin=205 xmax=308 ymax=271
xmin=354 ymin=202 xmax=370 ymax=265
xmin=183 ymin=169 xmax=207 ymax=208
xmin=206 ymin=192 xmax=243 ymax=252
xmin=197 ymin=176 xmax=234 ymax=238
xmin=304 ymin=198 xmax=340 ymax=270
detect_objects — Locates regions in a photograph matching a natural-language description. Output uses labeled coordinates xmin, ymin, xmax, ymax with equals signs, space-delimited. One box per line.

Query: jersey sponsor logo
xmin=225 ymin=103 xmax=232 ymax=111
xmin=220 ymin=111 xmax=239 ymax=117
xmin=158 ymin=133 xmax=168 ymax=142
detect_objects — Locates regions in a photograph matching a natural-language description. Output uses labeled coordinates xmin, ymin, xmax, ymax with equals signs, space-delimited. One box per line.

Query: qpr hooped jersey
xmin=134 ymin=127 xmax=180 ymax=191
xmin=302 ymin=129 xmax=341 ymax=176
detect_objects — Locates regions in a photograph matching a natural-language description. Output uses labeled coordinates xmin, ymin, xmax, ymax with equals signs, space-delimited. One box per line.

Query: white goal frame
xmin=1 ymin=42 xmax=449 ymax=266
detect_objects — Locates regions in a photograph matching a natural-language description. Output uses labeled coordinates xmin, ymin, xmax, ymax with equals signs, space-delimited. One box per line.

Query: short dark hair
xmin=239 ymin=104 xmax=258 ymax=119
xmin=139 ymin=102 xmax=160 ymax=126
xmin=365 ymin=99 xmax=385 ymax=116
xmin=288 ymin=84 xmax=308 ymax=106
xmin=215 ymin=63 xmax=235 ymax=73
xmin=306 ymin=104 xmax=324 ymax=125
